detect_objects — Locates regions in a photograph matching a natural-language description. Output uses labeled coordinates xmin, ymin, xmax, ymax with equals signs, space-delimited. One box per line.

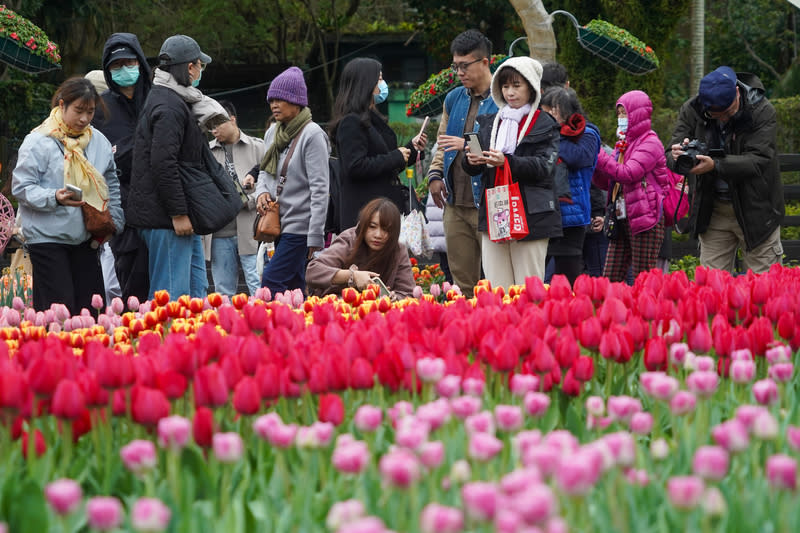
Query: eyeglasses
xmin=450 ymin=58 xmax=483 ymax=73
xmin=197 ymin=60 xmax=207 ymax=71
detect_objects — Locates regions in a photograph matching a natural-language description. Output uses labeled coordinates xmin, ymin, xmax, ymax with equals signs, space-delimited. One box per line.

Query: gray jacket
xmin=12 ymin=128 xmax=124 ymax=245
xmin=256 ymin=122 xmax=330 ymax=248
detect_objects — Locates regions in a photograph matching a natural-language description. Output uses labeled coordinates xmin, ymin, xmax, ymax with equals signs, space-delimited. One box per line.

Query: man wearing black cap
xmin=93 ymin=33 xmax=153 ymax=302
xmin=666 ymin=66 xmax=784 ymax=273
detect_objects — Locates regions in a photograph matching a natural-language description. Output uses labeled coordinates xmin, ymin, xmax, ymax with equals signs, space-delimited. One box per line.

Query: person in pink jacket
xmin=593 ymin=90 xmax=668 ymax=282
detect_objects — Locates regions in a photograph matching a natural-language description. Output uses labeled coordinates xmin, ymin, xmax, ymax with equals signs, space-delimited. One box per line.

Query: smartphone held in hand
xmin=370 ymin=276 xmax=391 ymax=298
xmin=464 ymin=132 xmax=483 ymax=155
xmin=65 ymin=184 xmax=83 ymax=201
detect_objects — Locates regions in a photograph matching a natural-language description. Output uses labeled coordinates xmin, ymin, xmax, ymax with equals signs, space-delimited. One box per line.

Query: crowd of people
xmin=9 ymin=29 xmax=784 ymax=312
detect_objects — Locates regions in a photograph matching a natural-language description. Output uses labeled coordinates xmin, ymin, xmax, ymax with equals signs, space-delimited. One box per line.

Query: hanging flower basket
xmin=551 ymin=11 xmax=658 ymax=75
xmin=406 ymin=54 xmax=507 ymax=118
xmin=0 ymin=5 xmax=61 ymax=73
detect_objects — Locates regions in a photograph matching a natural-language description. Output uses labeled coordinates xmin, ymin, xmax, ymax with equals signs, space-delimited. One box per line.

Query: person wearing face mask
xmin=93 ymin=33 xmax=153 ymax=305
xmin=128 ymin=34 xmax=228 ymax=299
xmin=328 ymin=57 xmax=427 ymax=232
xmin=593 ymin=90 xmax=670 ymax=282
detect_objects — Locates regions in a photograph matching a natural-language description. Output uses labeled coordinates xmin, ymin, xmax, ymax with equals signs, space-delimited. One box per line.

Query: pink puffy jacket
xmin=593 ymin=90 xmax=669 ymax=235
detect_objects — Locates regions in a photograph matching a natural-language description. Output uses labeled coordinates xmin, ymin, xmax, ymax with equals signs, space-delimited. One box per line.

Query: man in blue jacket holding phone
xmin=427 ymin=29 xmax=498 ymax=298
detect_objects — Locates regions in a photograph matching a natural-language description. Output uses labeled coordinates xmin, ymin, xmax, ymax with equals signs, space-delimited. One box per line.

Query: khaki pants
xmin=482 ymin=233 xmax=549 ymax=288
xmin=443 ymin=205 xmax=481 ymax=298
xmin=699 ymin=200 xmax=782 ymax=273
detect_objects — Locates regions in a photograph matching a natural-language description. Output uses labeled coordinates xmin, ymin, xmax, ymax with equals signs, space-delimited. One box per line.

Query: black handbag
xmin=179 ymin=144 xmax=242 ymax=235
xmin=603 ymin=183 xmax=621 ymax=240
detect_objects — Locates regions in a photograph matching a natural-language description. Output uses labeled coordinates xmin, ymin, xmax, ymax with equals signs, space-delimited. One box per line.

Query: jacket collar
xmin=210 ymin=129 xmax=255 ymax=149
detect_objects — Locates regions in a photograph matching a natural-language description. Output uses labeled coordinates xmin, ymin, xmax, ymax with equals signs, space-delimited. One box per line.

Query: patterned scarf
xmin=260 ymin=106 xmax=313 ymax=175
xmin=33 ymin=107 xmax=108 ymax=211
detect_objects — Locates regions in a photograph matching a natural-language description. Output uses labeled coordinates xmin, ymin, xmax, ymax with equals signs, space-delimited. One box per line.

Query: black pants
xmin=27 ymin=240 xmax=104 ymax=314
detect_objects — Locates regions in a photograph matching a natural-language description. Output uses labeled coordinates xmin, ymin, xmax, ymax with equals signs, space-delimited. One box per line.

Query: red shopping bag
xmin=500 ymin=159 xmax=528 ymax=240
xmin=486 ymin=159 xmax=529 ymax=242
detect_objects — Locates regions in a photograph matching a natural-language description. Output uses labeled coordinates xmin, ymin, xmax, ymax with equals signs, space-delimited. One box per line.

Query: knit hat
xmin=159 ymin=35 xmax=211 ymax=66
xmin=698 ymin=66 xmax=737 ymax=111
xmin=105 ymin=45 xmax=137 ymax=67
xmin=490 ymin=56 xmax=544 ymax=111
xmin=267 ymin=67 xmax=308 ymax=107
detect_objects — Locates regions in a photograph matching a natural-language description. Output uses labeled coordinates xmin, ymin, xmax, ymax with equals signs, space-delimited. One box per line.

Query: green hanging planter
xmin=0 ymin=5 xmax=62 ymax=74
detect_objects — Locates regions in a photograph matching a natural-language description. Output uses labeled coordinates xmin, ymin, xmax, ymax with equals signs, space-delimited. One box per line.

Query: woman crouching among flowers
xmin=306 ymin=197 xmax=415 ymax=299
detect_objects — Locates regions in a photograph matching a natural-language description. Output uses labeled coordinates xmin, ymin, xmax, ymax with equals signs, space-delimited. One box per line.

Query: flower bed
xmin=0 ymin=5 xmax=61 ymax=73
xmin=0 ymin=267 xmax=799 ymax=531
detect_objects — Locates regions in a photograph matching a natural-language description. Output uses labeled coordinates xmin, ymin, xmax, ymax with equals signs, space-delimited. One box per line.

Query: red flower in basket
xmin=10 ymin=31 xmax=18 ymax=40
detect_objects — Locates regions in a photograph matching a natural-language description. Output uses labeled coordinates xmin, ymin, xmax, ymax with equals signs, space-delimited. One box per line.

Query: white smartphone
xmin=464 ymin=132 xmax=483 ymax=155
xmin=370 ymin=276 xmax=391 ymax=298
xmin=65 ymin=184 xmax=83 ymax=201
xmin=418 ymin=116 xmax=430 ymax=138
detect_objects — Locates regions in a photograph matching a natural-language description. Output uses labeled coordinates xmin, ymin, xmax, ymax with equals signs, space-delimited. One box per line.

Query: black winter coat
xmin=334 ymin=110 xmax=419 ymax=230
xmin=128 ymin=85 xmax=208 ymax=229
xmin=92 ymin=33 xmax=152 ymax=207
xmin=666 ymin=73 xmax=783 ymax=251
xmin=464 ymin=111 xmax=563 ymax=241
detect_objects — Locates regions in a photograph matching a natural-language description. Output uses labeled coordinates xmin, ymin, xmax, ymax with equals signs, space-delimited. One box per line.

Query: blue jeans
xmin=261 ymin=233 xmax=307 ymax=294
xmin=139 ymin=229 xmax=207 ymax=299
xmin=210 ymin=236 xmax=259 ymax=296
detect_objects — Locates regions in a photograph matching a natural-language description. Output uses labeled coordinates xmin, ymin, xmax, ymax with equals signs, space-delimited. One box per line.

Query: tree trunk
xmin=690 ymin=0 xmax=705 ymax=92
xmin=508 ymin=0 xmax=556 ymax=62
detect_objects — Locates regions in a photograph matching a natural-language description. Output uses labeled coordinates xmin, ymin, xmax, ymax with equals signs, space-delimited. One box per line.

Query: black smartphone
xmin=464 ymin=132 xmax=483 ymax=155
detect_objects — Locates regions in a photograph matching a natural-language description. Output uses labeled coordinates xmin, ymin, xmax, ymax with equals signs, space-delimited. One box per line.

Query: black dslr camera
xmin=675 ymin=139 xmax=708 ymax=175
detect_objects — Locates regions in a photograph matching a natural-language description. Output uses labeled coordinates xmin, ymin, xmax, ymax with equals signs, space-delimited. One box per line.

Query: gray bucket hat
xmin=158 ymin=35 xmax=212 ymax=66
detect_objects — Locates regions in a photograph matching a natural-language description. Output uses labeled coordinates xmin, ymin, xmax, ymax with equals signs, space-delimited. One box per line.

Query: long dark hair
xmin=51 ymin=77 xmax=108 ymax=118
xmin=540 ymin=87 xmax=585 ymax=120
xmin=344 ymin=197 xmax=402 ymax=280
xmin=329 ymin=57 xmax=382 ymax=144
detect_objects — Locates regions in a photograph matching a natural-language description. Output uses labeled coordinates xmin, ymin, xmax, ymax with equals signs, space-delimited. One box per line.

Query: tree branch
xmin=726 ymin=0 xmax=780 ymax=79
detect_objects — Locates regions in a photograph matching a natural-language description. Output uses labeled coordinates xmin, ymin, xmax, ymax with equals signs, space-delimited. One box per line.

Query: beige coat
xmin=203 ymin=131 xmax=266 ymax=257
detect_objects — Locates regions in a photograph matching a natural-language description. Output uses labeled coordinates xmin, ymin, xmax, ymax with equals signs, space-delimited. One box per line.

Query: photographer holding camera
xmin=667 ymin=66 xmax=784 ymax=274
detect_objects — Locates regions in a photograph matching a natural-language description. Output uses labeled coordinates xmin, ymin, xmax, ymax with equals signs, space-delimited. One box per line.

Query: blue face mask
xmin=111 ymin=65 xmax=140 ymax=87
xmin=617 ymin=117 xmax=628 ymax=131
xmin=192 ymin=70 xmax=202 ymax=88
xmin=373 ymin=80 xmax=388 ymax=104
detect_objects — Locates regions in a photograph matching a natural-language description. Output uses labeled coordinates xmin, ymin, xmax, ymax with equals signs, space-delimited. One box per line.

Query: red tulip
xmin=561 ymin=368 xmax=582 ymax=397
xmin=748 ymin=316 xmax=774 ymax=356
xmin=51 ymin=380 xmax=85 ymax=420
xmin=349 ymin=358 xmax=375 ymax=390
xmin=92 ymin=349 xmax=135 ymax=390
xmin=112 ymin=389 xmax=128 ymax=416
xmin=688 ymin=322 xmax=712 ymax=354
xmin=255 ymin=363 xmax=281 ymax=399
xmin=546 ymin=301 xmax=569 ymax=329
xmin=555 ymin=334 xmax=579 ymax=369
xmin=637 ymin=291 xmax=659 ymax=321
xmin=548 ymin=275 xmax=572 ymax=300
xmin=219 ymin=352 xmax=244 ymax=390
xmin=22 ymin=429 xmax=46 ymax=458
xmin=238 ymin=336 xmax=264 ymax=375
xmin=280 ymin=367 xmax=303 ymax=398
xmin=524 ymin=276 xmax=546 ymax=303
xmin=307 ymin=363 xmax=329 ymax=394
xmin=131 ymin=386 xmax=170 ymax=426
xmin=193 ymin=364 xmax=229 ymax=408
xmin=27 ymin=357 xmax=66 ymax=397
xmin=76 ymin=370 xmax=109 ymax=407
xmin=577 ymin=317 xmax=602 ymax=351
xmin=318 ymin=393 xmax=345 ymax=426
xmin=778 ymin=312 xmax=796 ymax=341
xmin=232 ymin=376 xmax=261 ymax=415
xmin=133 ymin=355 xmax=158 ymax=387
xmin=193 ymin=407 xmax=215 ymax=447
xmin=571 ymin=356 xmax=595 ymax=382
xmin=375 ymin=352 xmax=404 ymax=392
xmin=598 ymin=297 xmax=627 ymax=328
xmin=644 ymin=337 xmax=668 ymax=372
xmin=567 ymin=295 xmax=594 ymax=327
xmin=156 ymin=370 xmax=188 ymax=400
xmin=0 ymin=367 xmax=27 ymax=411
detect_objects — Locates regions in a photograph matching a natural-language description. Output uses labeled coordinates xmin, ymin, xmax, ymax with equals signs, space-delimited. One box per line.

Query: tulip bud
xmin=44 ymin=478 xmax=83 ymax=516
xmin=650 ymin=438 xmax=670 ymax=460
xmin=86 ymin=497 xmax=124 ymax=531
xmin=666 ymin=476 xmax=705 ymax=510
xmin=120 ymin=439 xmax=157 ymax=476
xmin=326 ymin=499 xmax=366 ymax=531
xmin=420 ymin=503 xmax=464 ymax=533
xmin=157 ymin=415 xmax=191 ymax=451
xmin=766 ymin=454 xmax=797 ymax=491
xmin=131 ymin=498 xmax=171 ymax=533
xmin=212 ymin=432 xmax=244 ymax=463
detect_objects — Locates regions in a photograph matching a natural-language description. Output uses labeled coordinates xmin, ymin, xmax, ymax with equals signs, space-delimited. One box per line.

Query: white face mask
xmin=616 ymin=117 xmax=628 ymax=138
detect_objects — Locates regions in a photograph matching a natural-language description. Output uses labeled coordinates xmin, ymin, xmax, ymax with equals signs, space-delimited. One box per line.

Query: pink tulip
xmin=494 ymin=405 xmax=523 ymax=432
xmin=668 ymin=342 xmax=690 ymax=365
xmin=418 ymin=441 xmax=445 ymax=469
xmin=264 ymin=422 xmax=298 ymax=449
xmin=336 ymin=516 xmax=387 ymax=533
xmin=629 ymin=412 xmax=653 ymax=435
xmin=461 ymin=481 xmax=499 ymax=521
xmin=523 ymin=392 xmax=551 ymax=418
xmin=701 ymin=486 xmax=727 ymax=517
xmin=729 ymin=360 xmax=756 ymax=384
xmin=379 ymin=448 xmax=420 ymax=488
xmin=120 ymin=440 xmax=157 ymax=476
xmin=625 ymin=468 xmax=651 ymax=487
xmin=734 ymin=405 xmax=768 ymax=431
xmin=326 ymin=499 xmax=366 ymax=531
xmin=554 ymin=450 xmax=601 ymax=495
xmin=585 ymin=396 xmax=604 ymax=417
xmin=450 ymin=396 xmax=482 ymax=419
xmin=712 ymin=420 xmax=750 ymax=453
xmin=686 ymin=371 xmax=719 ymax=398
xmin=310 ymin=421 xmax=334 ymax=447
xmin=157 ymin=415 xmax=191 ymax=451
xmin=730 ymin=348 xmax=753 ymax=361
xmin=766 ymin=454 xmax=797 ymax=490
xmin=435 ymin=375 xmax=461 ymax=398
xmin=768 ymin=363 xmax=793 ymax=383
xmin=650 ymin=438 xmax=670 ymax=460
xmin=752 ymin=378 xmax=779 ymax=406
xmin=462 ymin=377 xmax=485 ymax=397
xmin=395 ymin=416 xmax=430 ymax=449
xmin=522 ymin=445 xmax=561 ymax=478
xmin=508 ymin=483 xmax=557 ymax=525
xmin=642 ymin=373 xmax=679 ymax=402
xmin=131 ymin=498 xmax=171 ymax=532
xmin=127 ymin=295 xmax=140 ymax=311
xmin=603 ymin=431 xmax=636 ymax=467
xmin=494 ymin=509 xmax=523 ymax=533
xmin=669 ymin=391 xmax=697 ymax=416
xmin=512 ymin=430 xmax=543 ymax=457
xmin=419 ymin=503 xmax=464 ymax=533
xmin=752 ymin=411 xmax=779 ymax=441
xmin=252 ymin=412 xmax=281 ymax=438
xmin=464 ymin=411 xmax=495 ymax=435
xmin=787 ymin=426 xmax=800 ymax=452
xmin=692 ymin=446 xmax=729 ymax=481
xmin=500 ymin=467 xmax=543 ymax=495
xmin=416 ymin=399 xmax=451 ymax=430
xmin=416 ymin=357 xmax=446 ymax=383
xmin=693 ymin=356 xmax=715 ymax=372
xmin=468 ymin=432 xmax=503 ymax=462
xmin=543 ymin=430 xmax=580 ymax=455
xmin=510 ymin=374 xmax=539 ymax=397
xmin=332 ymin=440 xmax=370 ymax=474
xmin=213 ymin=432 xmax=244 ymax=463
xmin=765 ymin=344 xmax=791 ymax=365
xmin=354 ymin=405 xmax=383 ymax=433
xmin=388 ymin=401 xmax=415 ymax=424
xmin=666 ymin=476 xmax=705 ymax=510
xmin=91 ymin=294 xmax=104 ymax=310
xmin=412 ymin=285 xmax=424 ymax=299
xmin=449 ymin=459 xmax=472 ymax=484
xmin=86 ymin=497 xmax=124 ymax=531
xmin=44 ymin=478 xmax=82 ymax=516
xmin=606 ymin=396 xmax=642 ymax=424
xmin=587 ymin=414 xmax=613 ymax=431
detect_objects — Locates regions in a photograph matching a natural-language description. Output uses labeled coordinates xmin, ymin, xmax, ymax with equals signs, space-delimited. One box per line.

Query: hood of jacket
xmin=102 ymin=33 xmax=152 ymax=96
xmin=490 ymin=56 xmax=543 ymax=112
xmin=616 ymin=90 xmax=652 ymax=143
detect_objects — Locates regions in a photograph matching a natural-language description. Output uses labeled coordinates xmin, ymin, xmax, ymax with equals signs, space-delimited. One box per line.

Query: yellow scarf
xmin=33 ymin=107 xmax=109 ymax=211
